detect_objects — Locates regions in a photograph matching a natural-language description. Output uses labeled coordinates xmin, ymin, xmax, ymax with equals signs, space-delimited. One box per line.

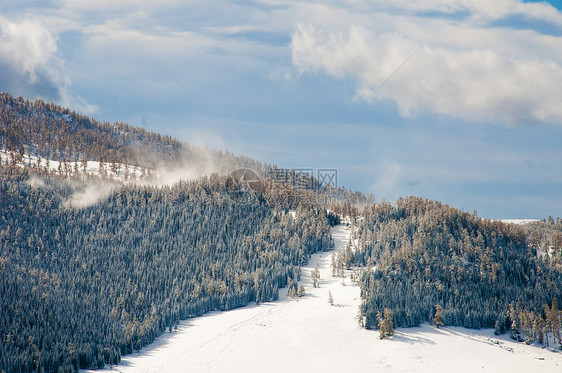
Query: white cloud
xmin=5 ymin=0 xmax=562 ymax=125
xmin=291 ymin=0 xmax=562 ymax=124
xmin=371 ymin=158 xmax=406 ymax=200
xmin=0 ymin=15 xmax=97 ymax=113
xmin=342 ymin=0 xmax=562 ymax=25
xmin=0 ymin=16 xmax=57 ymax=84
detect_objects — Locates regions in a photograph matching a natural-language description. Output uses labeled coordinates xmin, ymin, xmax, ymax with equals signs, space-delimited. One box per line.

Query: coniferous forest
xmin=346 ymin=198 xmax=562 ymax=344
xmin=0 ymin=93 xmax=183 ymax=167
xmin=0 ymin=94 xmax=339 ymax=372
xmin=0 ymin=167 xmax=333 ymax=372
xmin=2 ymin=94 xmax=562 ymax=372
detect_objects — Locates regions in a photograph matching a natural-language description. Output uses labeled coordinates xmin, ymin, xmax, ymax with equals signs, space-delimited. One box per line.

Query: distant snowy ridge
xmin=499 ymin=219 xmax=540 ymax=225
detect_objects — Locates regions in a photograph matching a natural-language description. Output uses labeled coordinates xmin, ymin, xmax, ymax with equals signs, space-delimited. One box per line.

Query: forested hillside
xmin=3 ymin=93 xmax=561 ymax=373
xmin=346 ymin=197 xmax=562 ymax=345
xmin=0 ymin=93 xmax=261 ymax=176
xmin=0 ymin=93 xmax=184 ymax=167
xmin=0 ymin=166 xmax=334 ymax=372
xmin=0 ymin=95 xmax=344 ymax=373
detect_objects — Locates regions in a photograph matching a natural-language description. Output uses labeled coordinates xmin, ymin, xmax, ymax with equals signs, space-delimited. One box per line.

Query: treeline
xmin=0 ymin=166 xmax=333 ymax=372
xmin=0 ymin=93 xmax=262 ymax=175
xmin=340 ymin=197 xmax=562 ymax=345
xmin=0 ymin=93 xmax=186 ymax=167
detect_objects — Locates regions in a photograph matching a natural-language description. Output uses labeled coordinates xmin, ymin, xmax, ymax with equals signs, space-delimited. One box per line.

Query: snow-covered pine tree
xmin=312 ymin=263 xmax=320 ymax=288
xmin=434 ymin=305 xmax=444 ymax=328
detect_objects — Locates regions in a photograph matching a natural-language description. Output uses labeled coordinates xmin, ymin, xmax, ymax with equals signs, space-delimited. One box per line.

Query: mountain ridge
xmin=1 ymin=94 xmax=561 ymax=373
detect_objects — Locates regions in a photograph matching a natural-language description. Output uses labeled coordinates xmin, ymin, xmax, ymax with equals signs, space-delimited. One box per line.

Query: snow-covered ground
xmin=88 ymin=224 xmax=562 ymax=373
xmin=0 ymin=149 xmax=144 ymax=182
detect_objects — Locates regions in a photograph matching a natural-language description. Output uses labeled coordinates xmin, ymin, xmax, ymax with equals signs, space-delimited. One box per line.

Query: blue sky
xmin=1 ymin=0 xmax=562 ymax=219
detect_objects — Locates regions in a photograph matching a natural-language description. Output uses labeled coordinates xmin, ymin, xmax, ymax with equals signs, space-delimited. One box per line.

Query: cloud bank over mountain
xmin=291 ymin=0 xmax=562 ymax=125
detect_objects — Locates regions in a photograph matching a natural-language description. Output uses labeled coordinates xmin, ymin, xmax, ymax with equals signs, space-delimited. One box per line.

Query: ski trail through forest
xmin=93 ymin=223 xmax=562 ymax=373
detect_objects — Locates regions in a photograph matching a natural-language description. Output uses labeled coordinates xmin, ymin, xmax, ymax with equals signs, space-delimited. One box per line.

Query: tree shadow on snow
xmin=391 ymin=332 xmax=436 ymax=345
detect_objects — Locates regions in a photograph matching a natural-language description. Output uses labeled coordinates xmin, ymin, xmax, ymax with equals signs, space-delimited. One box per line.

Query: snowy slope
xmin=0 ymin=149 xmax=144 ymax=182
xmin=89 ymin=224 xmax=562 ymax=373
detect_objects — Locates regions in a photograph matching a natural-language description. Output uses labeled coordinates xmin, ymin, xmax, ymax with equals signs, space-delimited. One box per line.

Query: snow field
xmin=0 ymin=149 xmax=144 ymax=182
xmin=89 ymin=224 xmax=562 ymax=373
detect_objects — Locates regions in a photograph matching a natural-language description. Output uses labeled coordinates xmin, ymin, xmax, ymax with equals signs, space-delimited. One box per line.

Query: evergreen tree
xmin=384 ymin=308 xmax=394 ymax=336
xmin=378 ymin=312 xmax=385 ymax=340
xmin=434 ymin=305 xmax=444 ymax=328
xmin=378 ymin=308 xmax=394 ymax=339
xmin=311 ymin=263 xmax=320 ymax=288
